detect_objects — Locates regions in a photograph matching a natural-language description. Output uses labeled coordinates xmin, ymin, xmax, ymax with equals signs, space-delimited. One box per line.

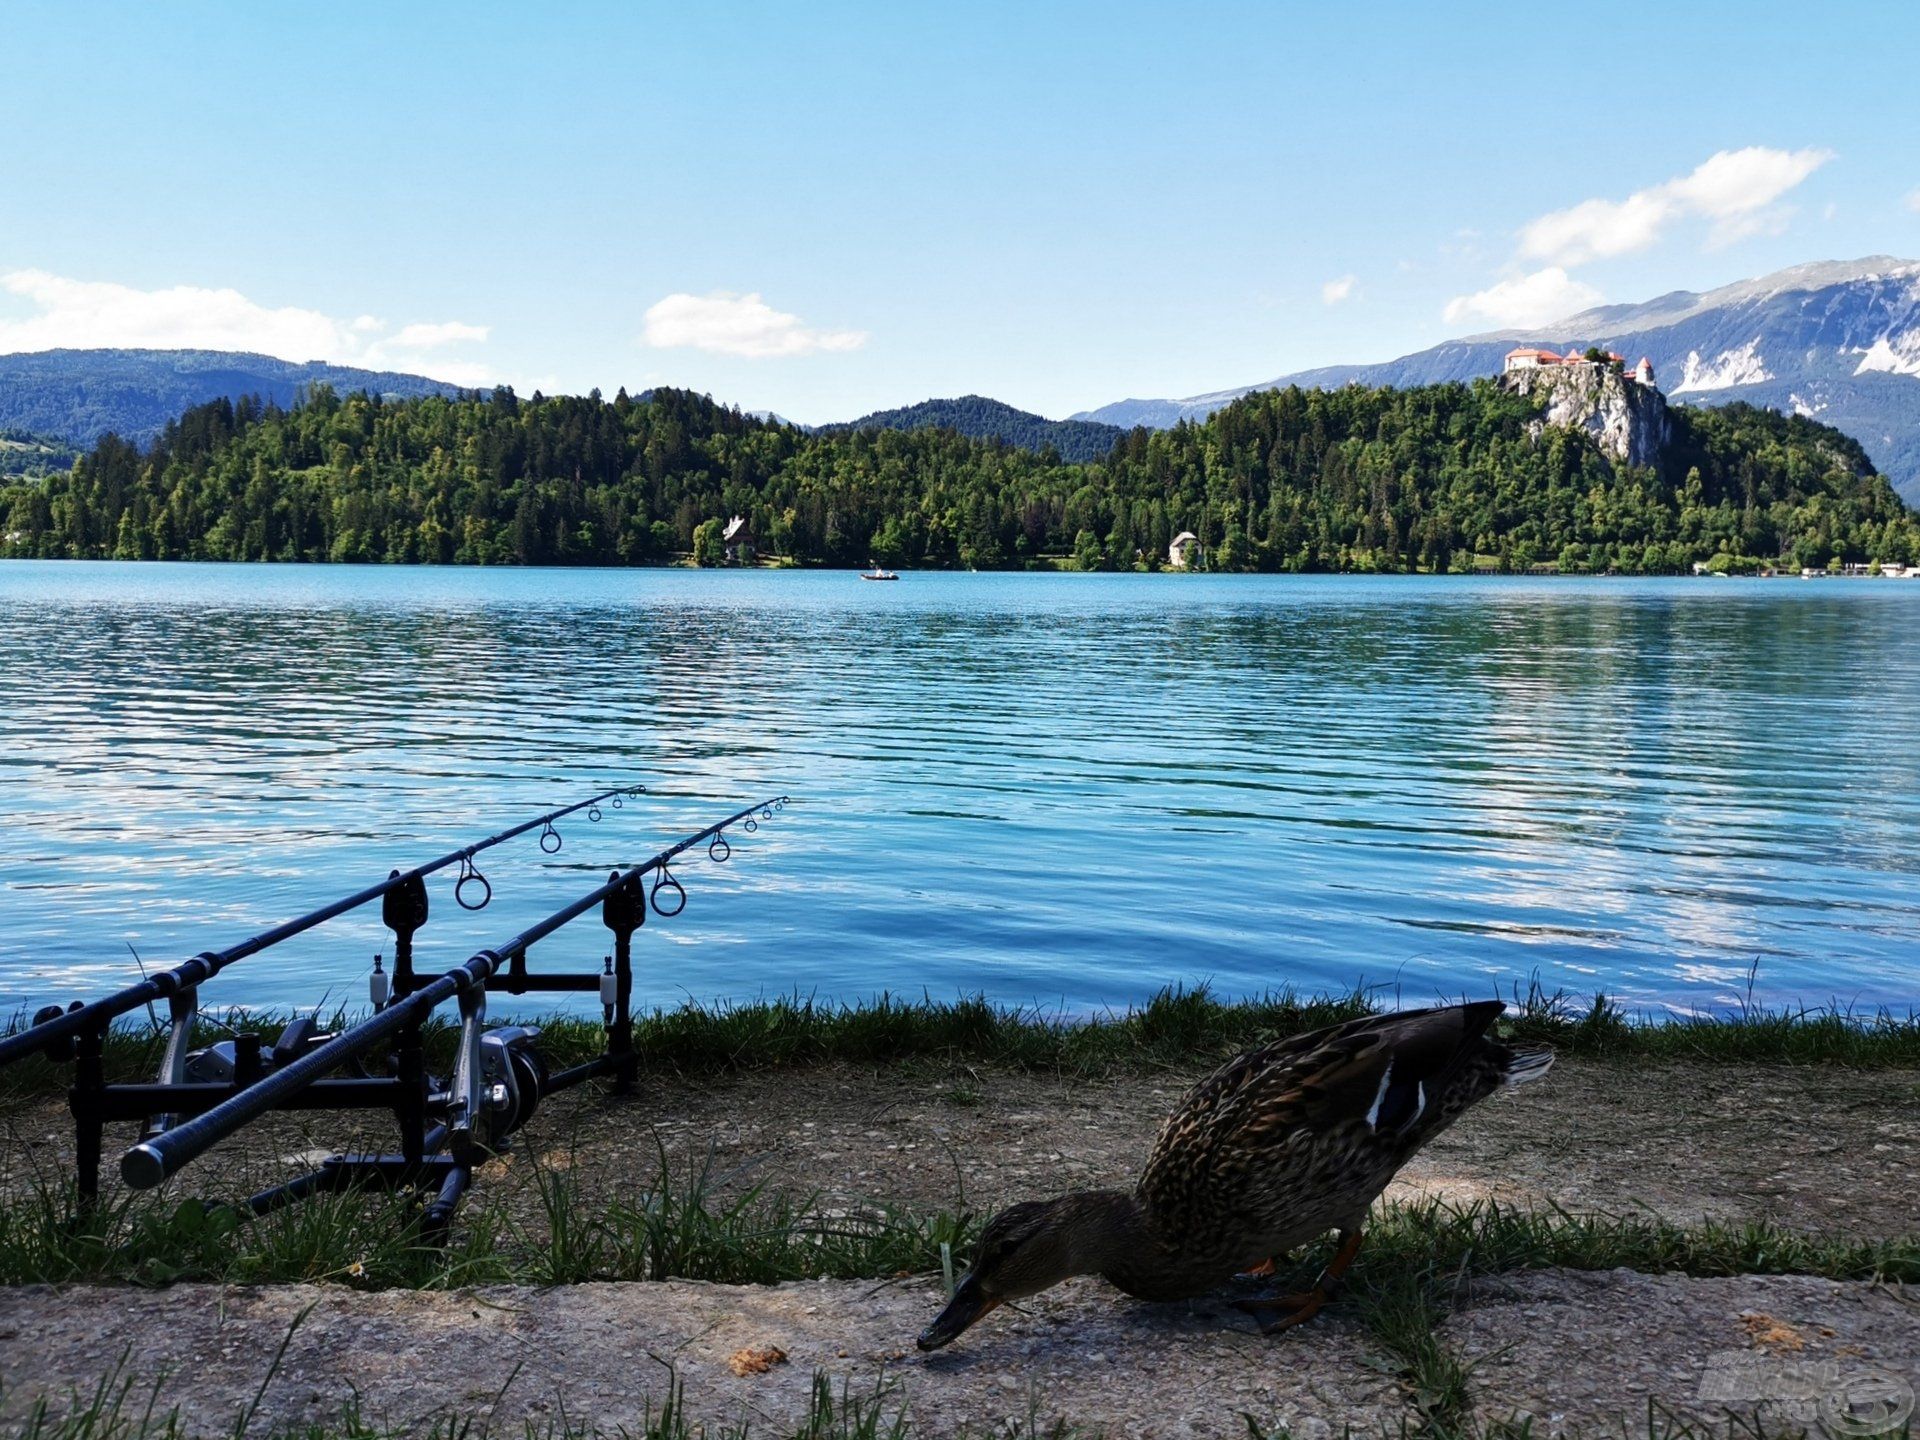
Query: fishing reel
xmin=183 ymin=1014 xmax=338 ymax=1082
xmin=478 ymin=1025 xmax=548 ymax=1142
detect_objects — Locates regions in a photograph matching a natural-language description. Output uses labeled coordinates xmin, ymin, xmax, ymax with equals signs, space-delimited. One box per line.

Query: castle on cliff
xmin=1505 ymin=347 xmax=1656 ymax=388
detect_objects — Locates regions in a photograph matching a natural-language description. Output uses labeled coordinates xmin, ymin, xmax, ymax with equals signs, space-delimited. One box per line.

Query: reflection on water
xmin=1 ymin=562 xmax=1916 ymax=1017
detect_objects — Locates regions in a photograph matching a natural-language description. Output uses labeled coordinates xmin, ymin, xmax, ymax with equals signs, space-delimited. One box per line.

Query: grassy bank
xmin=6 ymin=1156 xmax=1913 ymax=1293
xmin=6 ymin=981 xmax=1919 ymax=1108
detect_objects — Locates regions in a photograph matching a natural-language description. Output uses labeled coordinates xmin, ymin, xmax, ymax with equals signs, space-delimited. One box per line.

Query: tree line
xmin=3 ymin=379 xmax=1914 ymax=573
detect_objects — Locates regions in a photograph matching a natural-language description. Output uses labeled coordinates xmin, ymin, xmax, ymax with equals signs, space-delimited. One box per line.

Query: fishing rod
xmin=114 ymin=794 xmax=794 ymax=1221
xmin=0 ymin=784 xmax=645 ymax=1070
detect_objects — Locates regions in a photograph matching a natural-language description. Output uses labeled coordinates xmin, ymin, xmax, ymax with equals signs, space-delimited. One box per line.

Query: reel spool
xmin=478 ymin=1025 xmax=548 ymax=1141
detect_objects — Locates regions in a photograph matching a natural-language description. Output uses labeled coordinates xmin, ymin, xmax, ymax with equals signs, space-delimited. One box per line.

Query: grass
xmin=6 ymin=975 xmax=1919 ymax=1108
xmin=0 ymin=1146 xmax=977 ymax=1291
xmin=3 ymin=1136 xmax=1914 ymax=1292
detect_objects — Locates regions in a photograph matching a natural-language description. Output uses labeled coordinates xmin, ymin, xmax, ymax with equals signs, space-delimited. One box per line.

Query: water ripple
xmin=1 ymin=563 xmax=1917 ymax=1018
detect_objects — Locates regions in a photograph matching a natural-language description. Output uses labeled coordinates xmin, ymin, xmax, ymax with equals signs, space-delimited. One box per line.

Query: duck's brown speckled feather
xmin=1128 ymin=1001 xmax=1519 ymax=1284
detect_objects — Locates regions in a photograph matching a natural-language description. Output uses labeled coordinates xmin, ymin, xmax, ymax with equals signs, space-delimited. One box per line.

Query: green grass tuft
xmin=9 ymin=976 xmax=1915 ymax=1111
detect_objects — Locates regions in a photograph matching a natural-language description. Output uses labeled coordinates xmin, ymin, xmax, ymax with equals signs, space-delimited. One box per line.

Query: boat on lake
xmin=861 ymin=562 xmax=899 ymax=581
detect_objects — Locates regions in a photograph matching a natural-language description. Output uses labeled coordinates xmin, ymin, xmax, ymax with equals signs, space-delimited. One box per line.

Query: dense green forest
xmin=0 ymin=428 xmax=77 ymax=479
xmin=3 ymin=379 xmax=1915 ymax=573
xmin=827 ymin=394 xmax=1124 ymax=464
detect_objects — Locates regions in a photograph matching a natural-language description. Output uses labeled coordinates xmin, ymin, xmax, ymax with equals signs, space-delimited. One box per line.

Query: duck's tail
xmin=1502 ymin=1046 xmax=1555 ymax=1086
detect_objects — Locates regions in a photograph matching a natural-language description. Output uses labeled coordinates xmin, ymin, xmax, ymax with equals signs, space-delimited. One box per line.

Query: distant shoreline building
xmin=1504 ymin=347 xmax=1655 ymax=387
xmin=722 ymin=514 xmax=756 ymax=564
xmin=1168 ymin=530 xmax=1200 ymax=568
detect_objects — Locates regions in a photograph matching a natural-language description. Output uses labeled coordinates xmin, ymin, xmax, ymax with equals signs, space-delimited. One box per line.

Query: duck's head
xmin=917 ymin=1193 xmax=1136 ymax=1351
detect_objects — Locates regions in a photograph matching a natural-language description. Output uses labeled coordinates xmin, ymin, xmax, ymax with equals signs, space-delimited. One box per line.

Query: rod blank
xmin=120 ymin=796 xmax=785 ymax=1190
xmin=0 ymin=785 xmax=642 ymax=1070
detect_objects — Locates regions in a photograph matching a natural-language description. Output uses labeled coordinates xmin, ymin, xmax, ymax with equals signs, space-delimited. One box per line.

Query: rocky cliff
xmin=1500 ymin=364 xmax=1669 ymax=469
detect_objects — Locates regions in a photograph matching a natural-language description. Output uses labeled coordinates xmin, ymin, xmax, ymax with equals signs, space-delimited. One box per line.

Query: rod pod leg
xmin=71 ymin=1024 xmax=107 ymax=1212
xmin=600 ymin=869 xmax=643 ymax=1094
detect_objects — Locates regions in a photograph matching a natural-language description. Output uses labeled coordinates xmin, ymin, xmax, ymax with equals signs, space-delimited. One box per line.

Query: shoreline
xmin=7 ymin=552 xmax=1920 ymax=579
xmin=7 ymin=986 xmax=1920 ymax=1107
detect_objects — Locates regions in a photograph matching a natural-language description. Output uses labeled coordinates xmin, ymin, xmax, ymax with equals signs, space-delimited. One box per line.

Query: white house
xmin=722 ymin=515 xmax=755 ymax=564
xmin=1168 ymin=531 xmax=1200 ymax=569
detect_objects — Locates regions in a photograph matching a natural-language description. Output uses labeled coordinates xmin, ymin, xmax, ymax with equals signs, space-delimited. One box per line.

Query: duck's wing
xmin=1135 ymin=1001 xmax=1509 ymax=1234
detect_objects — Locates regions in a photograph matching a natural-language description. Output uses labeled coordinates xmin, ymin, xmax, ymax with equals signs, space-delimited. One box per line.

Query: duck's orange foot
xmin=1236 ymin=1257 xmax=1278 ymax=1279
xmin=1233 ymin=1287 xmax=1328 ymax=1335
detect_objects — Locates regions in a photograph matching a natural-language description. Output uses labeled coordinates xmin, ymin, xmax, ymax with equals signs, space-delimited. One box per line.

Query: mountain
xmin=1075 ymin=257 xmax=1920 ymax=504
xmin=0 ymin=348 xmax=466 ymax=448
xmin=830 ymin=395 xmax=1123 ymax=463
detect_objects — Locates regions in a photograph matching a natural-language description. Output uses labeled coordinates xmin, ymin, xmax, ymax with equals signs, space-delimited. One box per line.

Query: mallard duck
xmin=917 ymin=999 xmax=1550 ymax=1350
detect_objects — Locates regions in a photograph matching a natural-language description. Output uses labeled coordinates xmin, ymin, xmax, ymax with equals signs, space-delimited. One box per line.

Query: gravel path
xmin=2 ymin=1272 xmax=1915 ymax=1439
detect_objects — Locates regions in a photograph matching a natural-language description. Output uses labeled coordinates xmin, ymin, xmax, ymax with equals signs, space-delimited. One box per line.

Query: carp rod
xmin=121 ymin=794 xmax=791 ymax=1191
xmin=0 ymin=783 xmax=646 ymax=1070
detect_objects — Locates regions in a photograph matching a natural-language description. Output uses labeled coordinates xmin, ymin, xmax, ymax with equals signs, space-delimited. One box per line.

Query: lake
xmin=2 ymin=561 xmax=1917 ymax=1022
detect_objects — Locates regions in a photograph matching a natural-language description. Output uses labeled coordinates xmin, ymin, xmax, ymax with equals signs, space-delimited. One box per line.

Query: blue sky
xmin=2 ymin=1 xmax=1916 ymax=423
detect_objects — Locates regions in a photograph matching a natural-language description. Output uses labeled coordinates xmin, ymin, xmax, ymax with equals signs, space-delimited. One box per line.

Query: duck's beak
xmin=916 ymin=1274 xmax=1002 ymax=1351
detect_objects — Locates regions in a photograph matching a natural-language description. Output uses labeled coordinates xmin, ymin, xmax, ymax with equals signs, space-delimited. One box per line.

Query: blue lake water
xmin=2 ymin=561 xmax=1917 ymax=1021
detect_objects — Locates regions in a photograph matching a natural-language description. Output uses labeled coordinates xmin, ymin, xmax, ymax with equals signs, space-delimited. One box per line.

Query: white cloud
xmin=1320 ymin=274 xmax=1358 ymax=306
xmin=1519 ymin=192 xmax=1670 ymax=267
xmin=0 ymin=268 xmax=498 ymax=385
xmin=0 ymin=269 xmax=346 ymax=357
xmin=387 ymin=320 xmax=489 ymax=349
xmin=1517 ymin=147 xmax=1833 ymax=266
xmin=639 ymin=290 xmax=866 ymax=359
xmin=1442 ymin=266 xmax=1605 ymax=329
xmin=1906 ymin=189 xmax=1920 ymax=214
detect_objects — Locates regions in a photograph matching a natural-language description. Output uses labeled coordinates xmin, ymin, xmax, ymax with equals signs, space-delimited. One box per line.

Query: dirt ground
xmin=5 ymin=1056 xmax=1917 ymax=1237
xmin=2 ymin=1058 xmax=1916 ymax=1437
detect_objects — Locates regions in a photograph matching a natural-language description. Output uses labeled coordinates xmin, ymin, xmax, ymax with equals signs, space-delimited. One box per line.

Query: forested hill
xmin=0 ymin=348 xmax=462 ymax=446
xmin=4 ymin=380 xmax=1915 ymax=574
xmin=0 ymin=429 xmax=78 ymax=478
xmin=827 ymin=395 xmax=1124 ymax=463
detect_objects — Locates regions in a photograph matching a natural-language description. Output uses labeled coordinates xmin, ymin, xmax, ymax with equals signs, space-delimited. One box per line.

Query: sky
xmin=2 ymin=1 xmax=1917 ymax=425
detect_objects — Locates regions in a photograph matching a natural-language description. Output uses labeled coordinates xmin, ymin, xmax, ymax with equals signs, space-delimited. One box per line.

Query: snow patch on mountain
xmin=1852 ymin=330 xmax=1920 ymax=379
xmin=1673 ymin=340 xmax=1772 ymax=394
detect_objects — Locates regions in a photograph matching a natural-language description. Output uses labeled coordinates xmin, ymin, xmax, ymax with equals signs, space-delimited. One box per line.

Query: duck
xmin=917 ymin=999 xmax=1551 ymax=1350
